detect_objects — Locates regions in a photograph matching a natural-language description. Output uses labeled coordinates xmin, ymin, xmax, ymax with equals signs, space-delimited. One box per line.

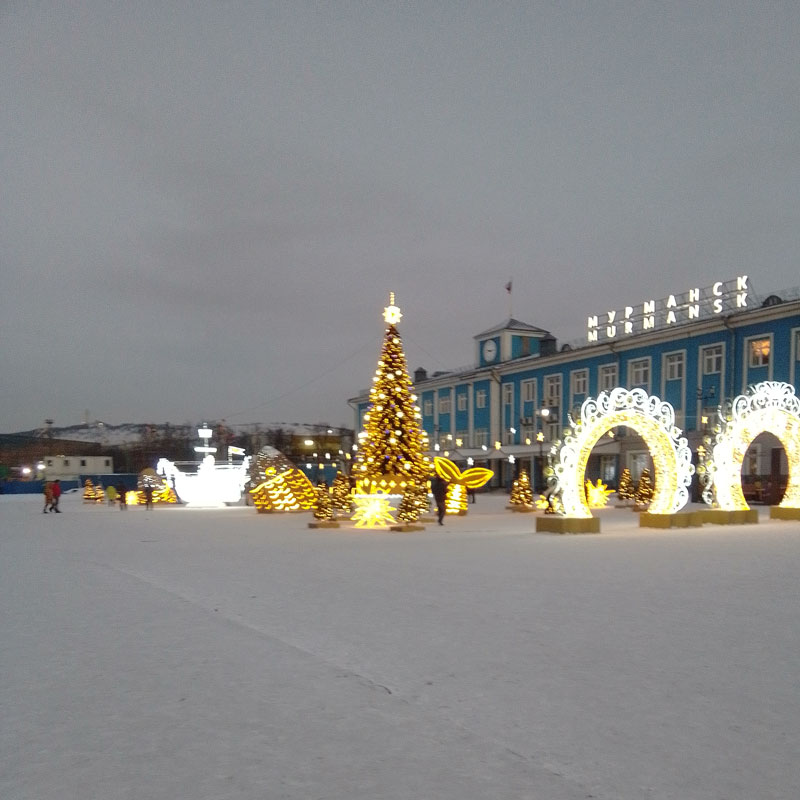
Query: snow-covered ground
xmin=2 ymin=492 xmax=799 ymax=800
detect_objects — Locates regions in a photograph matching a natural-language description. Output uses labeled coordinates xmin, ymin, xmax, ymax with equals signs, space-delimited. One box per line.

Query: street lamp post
xmin=536 ymin=408 xmax=551 ymax=492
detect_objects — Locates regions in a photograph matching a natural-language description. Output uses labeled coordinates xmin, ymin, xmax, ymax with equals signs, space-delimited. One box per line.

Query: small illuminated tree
xmin=510 ymin=469 xmax=534 ymax=507
xmin=635 ymin=469 xmax=654 ymax=508
xmin=313 ymin=481 xmax=334 ymax=521
xmin=396 ymin=487 xmax=423 ymax=523
xmin=83 ymin=479 xmax=98 ymax=504
xmin=354 ymin=294 xmax=431 ymax=495
xmin=617 ymin=468 xmax=634 ymax=504
xmin=331 ymin=472 xmax=352 ymax=515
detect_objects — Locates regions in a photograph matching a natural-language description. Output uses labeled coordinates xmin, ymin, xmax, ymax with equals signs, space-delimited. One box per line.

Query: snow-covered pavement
xmin=2 ymin=492 xmax=799 ymax=799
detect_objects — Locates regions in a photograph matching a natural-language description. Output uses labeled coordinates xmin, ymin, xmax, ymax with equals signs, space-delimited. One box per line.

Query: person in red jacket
xmin=50 ymin=479 xmax=62 ymax=512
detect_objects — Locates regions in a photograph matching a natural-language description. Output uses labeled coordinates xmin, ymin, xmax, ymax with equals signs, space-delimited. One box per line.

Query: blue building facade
xmin=350 ymin=280 xmax=800 ymax=495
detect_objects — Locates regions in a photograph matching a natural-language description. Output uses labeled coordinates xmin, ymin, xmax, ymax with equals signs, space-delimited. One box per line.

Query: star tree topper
xmin=384 ymin=292 xmax=402 ymax=326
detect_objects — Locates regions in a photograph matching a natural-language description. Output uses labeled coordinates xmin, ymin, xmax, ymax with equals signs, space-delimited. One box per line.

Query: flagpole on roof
xmin=506 ymin=278 xmax=513 ymax=318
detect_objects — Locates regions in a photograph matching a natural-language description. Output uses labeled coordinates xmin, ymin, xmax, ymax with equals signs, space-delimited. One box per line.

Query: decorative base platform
xmin=702 ymin=509 xmax=759 ymax=525
xmin=308 ymin=520 xmax=340 ymax=528
xmin=418 ymin=516 xmax=437 ymax=523
xmin=256 ymin=508 xmax=310 ymax=514
xmin=769 ymin=506 xmax=800 ymax=521
xmin=506 ymin=505 xmax=535 ymax=512
xmin=389 ymin=524 xmax=426 ymax=532
xmin=639 ymin=511 xmax=707 ymax=528
xmin=536 ymin=516 xmax=600 ymax=534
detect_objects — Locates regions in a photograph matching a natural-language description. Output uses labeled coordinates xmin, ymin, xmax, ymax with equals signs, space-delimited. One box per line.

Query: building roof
xmin=474 ymin=318 xmax=551 ymax=338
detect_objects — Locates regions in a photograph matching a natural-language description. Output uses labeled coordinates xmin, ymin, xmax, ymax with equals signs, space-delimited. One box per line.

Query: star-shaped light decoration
xmin=585 ymin=478 xmax=615 ymax=508
xmin=383 ymin=292 xmax=402 ymax=326
xmin=351 ymin=494 xmax=397 ymax=528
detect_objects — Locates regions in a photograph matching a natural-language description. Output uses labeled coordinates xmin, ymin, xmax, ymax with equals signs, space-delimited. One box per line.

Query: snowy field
xmin=2 ymin=492 xmax=799 ymax=800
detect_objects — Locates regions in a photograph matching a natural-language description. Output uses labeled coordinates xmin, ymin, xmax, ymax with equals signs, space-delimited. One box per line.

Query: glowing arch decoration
xmin=699 ymin=381 xmax=800 ymax=511
xmin=552 ymin=387 xmax=694 ymax=518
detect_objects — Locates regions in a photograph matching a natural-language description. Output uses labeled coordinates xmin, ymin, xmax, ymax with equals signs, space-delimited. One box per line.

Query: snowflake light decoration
xmin=351 ymin=494 xmax=397 ymax=528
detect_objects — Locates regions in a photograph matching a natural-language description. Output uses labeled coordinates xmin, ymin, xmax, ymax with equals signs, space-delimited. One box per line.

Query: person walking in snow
xmin=43 ymin=481 xmax=53 ymax=513
xmin=116 ymin=483 xmax=128 ymax=510
xmin=430 ymin=474 xmax=449 ymax=526
xmin=49 ymin=479 xmax=62 ymax=512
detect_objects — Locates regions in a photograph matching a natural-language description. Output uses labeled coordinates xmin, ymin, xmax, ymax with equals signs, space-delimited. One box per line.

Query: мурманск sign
xmin=587 ymin=275 xmax=750 ymax=343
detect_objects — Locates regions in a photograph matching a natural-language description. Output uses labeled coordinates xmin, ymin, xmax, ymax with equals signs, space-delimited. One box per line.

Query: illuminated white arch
xmin=700 ymin=381 xmax=800 ymax=511
xmin=552 ymin=388 xmax=694 ymax=518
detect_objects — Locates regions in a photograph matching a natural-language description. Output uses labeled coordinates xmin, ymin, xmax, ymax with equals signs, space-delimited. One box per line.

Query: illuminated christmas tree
xmin=331 ymin=472 xmax=352 ymax=515
xmin=396 ymin=482 xmax=428 ymax=524
xmin=509 ymin=469 xmax=534 ymax=508
xmin=635 ymin=468 xmax=654 ymax=508
xmin=83 ymin=479 xmax=100 ymax=504
xmin=313 ymin=482 xmax=334 ymax=521
xmin=354 ymin=294 xmax=431 ymax=495
xmin=617 ymin=468 xmax=634 ymax=503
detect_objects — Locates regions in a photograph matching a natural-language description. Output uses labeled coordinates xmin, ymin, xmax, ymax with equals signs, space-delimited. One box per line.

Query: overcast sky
xmin=3 ymin=1 xmax=799 ymax=433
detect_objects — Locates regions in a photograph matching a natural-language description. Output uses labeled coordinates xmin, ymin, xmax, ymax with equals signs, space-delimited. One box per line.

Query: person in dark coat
xmin=117 ymin=483 xmax=128 ymax=510
xmin=430 ymin=474 xmax=449 ymax=525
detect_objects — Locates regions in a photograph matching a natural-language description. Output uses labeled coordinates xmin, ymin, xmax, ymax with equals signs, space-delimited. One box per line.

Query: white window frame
xmin=521 ymin=379 xmax=536 ymax=404
xmin=664 ymin=351 xmax=685 ymax=382
xmin=474 ymin=428 xmax=489 ymax=447
xmin=599 ymin=364 xmax=617 ymax=392
xmin=747 ymin=336 xmax=771 ymax=368
xmin=423 ymin=399 xmax=433 ymax=416
xmin=702 ymin=344 xmax=723 ymax=375
xmin=571 ymin=369 xmax=588 ymax=396
xmin=502 ymin=384 xmax=513 ymax=405
xmin=475 ymin=389 xmax=487 ymax=409
xmin=628 ymin=358 xmax=650 ymax=389
xmin=457 ymin=393 xmax=467 ymax=412
xmin=438 ymin=393 xmax=451 ymax=414
xmin=543 ymin=374 xmax=561 ymax=406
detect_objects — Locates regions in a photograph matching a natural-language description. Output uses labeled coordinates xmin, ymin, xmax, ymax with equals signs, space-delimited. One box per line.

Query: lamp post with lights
xmin=536 ymin=408 xmax=551 ymax=492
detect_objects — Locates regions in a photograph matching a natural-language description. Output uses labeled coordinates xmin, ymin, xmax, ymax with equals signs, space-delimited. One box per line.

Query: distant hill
xmin=10 ymin=420 xmax=354 ymax=446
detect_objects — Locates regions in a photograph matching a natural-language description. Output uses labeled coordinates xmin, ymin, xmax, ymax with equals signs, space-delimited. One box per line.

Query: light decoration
xmin=313 ymin=481 xmax=334 ymax=521
xmin=157 ymin=453 xmax=251 ymax=509
xmin=125 ymin=491 xmax=139 ymax=506
xmin=353 ymin=293 xmax=431 ymax=498
xmin=83 ymin=479 xmax=103 ymax=504
xmin=330 ymin=472 xmax=353 ymax=515
xmin=617 ymin=468 xmax=634 ymax=503
xmin=585 ymin=478 xmax=615 ymax=508
xmin=509 ymin=469 xmax=534 ymax=507
xmin=536 ymin=492 xmax=563 ymax=514
xmin=351 ymin=494 xmax=397 ymax=529
xmin=552 ymin=387 xmax=694 ymax=518
xmin=396 ymin=482 xmax=428 ymax=523
xmin=248 ymin=447 xmax=316 ymax=513
xmin=137 ymin=468 xmax=177 ymax=505
xmin=433 ymin=456 xmax=494 ymax=514
xmin=699 ymin=381 xmax=800 ymax=510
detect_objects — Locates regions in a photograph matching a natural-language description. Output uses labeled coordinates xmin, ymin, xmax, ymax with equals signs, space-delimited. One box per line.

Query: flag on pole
xmin=505 ymin=280 xmax=512 ymax=293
